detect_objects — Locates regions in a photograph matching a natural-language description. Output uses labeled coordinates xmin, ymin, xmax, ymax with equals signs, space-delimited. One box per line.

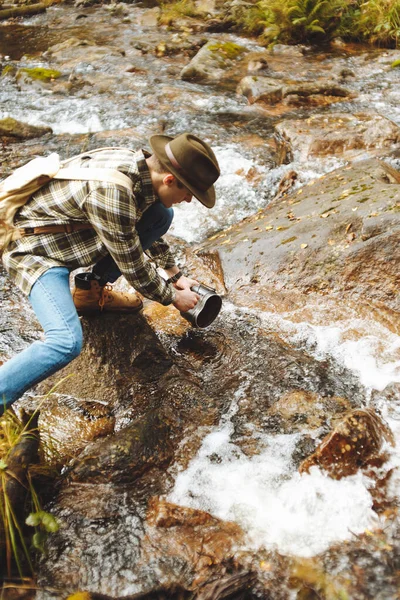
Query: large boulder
xmin=195 ymin=158 xmax=400 ymax=326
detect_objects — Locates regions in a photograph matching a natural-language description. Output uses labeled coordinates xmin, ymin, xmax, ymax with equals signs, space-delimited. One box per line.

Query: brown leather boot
xmin=72 ymin=273 xmax=143 ymax=314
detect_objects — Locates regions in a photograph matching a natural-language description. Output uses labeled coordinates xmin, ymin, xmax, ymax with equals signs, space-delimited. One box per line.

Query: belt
xmin=18 ymin=222 xmax=94 ymax=236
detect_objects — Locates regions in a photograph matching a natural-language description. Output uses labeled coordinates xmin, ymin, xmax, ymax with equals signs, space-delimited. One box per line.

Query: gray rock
xmin=181 ymin=39 xmax=247 ymax=82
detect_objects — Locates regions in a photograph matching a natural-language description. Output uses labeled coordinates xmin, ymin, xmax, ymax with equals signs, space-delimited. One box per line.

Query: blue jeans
xmin=0 ymin=202 xmax=173 ymax=414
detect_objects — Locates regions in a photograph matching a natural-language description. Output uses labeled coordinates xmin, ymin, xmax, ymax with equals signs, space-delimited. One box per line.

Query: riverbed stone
xmin=299 ymin=408 xmax=394 ymax=478
xmin=268 ymin=390 xmax=352 ymax=433
xmin=275 ymin=112 xmax=400 ymax=162
xmin=181 ymin=39 xmax=248 ymax=82
xmin=0 ymin=116 xmax=52 ymax=139
xmin=236 ymin=76 xmax=283 ymax=105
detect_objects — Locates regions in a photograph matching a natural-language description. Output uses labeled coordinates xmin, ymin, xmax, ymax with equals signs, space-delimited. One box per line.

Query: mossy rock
xmin=181 ymin=39 xmax=247 ymax=81
xmin=1 ymin=64 xmax=17 ymax=78
xmin=0 ymin=117 xmax=52 ymax=139
xmin=206 ymin=41 xmax=247 ymax=60
xmin=17 ymin=67 xmax=62 ymax=82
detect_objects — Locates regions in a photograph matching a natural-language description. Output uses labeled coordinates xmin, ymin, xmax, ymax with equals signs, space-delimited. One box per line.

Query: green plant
xmin=258 ymin=0 xmax=343 ymax=44
xmin=337 ymin=0 xmax=400 ymax=46
xmin=0 ymin=385 xmax=66 ymax=580
xmin=158 ymin=0 xmax=200 ymax=26
xmin=363 ymin=0 xmax=400 ymax=46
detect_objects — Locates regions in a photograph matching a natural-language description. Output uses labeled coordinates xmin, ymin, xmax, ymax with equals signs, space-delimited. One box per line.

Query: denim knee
xmin=47 ymin=322 xmax=83 ymax=365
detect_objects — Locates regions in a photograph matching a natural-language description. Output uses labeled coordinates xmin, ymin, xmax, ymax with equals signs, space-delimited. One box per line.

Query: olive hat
xmin=149 ymin=132 xmax=220 ymax=208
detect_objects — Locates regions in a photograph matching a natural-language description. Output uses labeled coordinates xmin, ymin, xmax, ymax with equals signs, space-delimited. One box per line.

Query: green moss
xmin=19 ymin=67 xmax=62 ymax=81
xmin=207 ymin=41 xmax=247 ymax=60
xmin=1 ymin=65 xmax=16 ymax=77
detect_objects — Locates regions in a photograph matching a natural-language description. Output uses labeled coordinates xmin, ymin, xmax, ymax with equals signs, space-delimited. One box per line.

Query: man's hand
xmin=174 ymin=274 xmax=198 ymax=291
xmin=172 ymin=288 xmax=199 ymax=312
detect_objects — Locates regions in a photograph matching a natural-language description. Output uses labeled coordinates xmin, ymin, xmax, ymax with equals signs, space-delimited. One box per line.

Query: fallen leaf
xmin=300 ymin=243 xmax=308 ymax=249
xmin=265 ymin=226 xmax=273 ymax=231
xmin=221 ymin=238 xmax=231 ymax=245
xmin=345 ymin=223 xmax=352 ymax=233
xmin=352 ymin=207 xmax=358 ymax=211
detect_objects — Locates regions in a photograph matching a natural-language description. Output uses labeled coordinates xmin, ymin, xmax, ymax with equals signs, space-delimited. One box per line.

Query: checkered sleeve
xmin=145 ymin=239 xmax=176 ymax=270
xmin=83 ymin=185 xmax=174 ymax=305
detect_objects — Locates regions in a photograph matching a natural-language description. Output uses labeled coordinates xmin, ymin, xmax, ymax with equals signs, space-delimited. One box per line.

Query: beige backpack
xmin=0 ymin=149 xmax=134 ymax=254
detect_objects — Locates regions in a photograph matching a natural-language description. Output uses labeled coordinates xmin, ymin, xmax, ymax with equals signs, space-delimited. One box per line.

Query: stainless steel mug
xmin=180 ymin=283 xmax=222 ymax=328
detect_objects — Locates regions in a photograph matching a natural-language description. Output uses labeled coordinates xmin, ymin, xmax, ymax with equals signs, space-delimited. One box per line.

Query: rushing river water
xmin=169 ymin=301 xmax=400 ymax=558
xmin=1 ymin=3 xmax=400 ymax=592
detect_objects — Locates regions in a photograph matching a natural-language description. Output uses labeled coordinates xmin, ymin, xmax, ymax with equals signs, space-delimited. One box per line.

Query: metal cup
xmin=180 ymin=283 xmax=222 ymax=328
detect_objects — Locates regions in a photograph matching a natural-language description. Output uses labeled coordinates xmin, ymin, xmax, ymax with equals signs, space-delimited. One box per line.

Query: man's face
xmin=157 ymin=174 xmax=193 ymax=208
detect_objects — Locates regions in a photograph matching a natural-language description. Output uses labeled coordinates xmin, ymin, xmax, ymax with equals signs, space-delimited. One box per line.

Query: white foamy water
xmin=169 ymin=425 xmax=377 ymax=557
xmin=168 ymin=306 xmax=400 ymax=557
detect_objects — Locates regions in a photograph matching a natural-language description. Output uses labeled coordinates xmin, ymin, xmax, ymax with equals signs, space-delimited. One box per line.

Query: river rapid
xmin=1 ymin=3 xmax=400 ymax=597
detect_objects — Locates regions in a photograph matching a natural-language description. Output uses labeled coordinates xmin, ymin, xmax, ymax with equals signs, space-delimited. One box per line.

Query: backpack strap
xmin=54 ymin=167 xmax=134 ymax=192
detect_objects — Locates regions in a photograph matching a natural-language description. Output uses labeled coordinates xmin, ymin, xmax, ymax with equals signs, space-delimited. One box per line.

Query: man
xmin=0 ymin=132 xmax=220 ymax=415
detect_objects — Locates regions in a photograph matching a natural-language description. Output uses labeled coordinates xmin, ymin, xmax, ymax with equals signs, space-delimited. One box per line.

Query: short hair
xmin=148 ymin=154 xmax=169 ymax=174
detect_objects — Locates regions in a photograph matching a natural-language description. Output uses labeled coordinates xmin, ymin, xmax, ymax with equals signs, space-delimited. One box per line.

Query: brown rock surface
xmin=196 ymin=158 xmax=400 ymax=330
xmin=299 ymin=408 xmax=394 ymax=478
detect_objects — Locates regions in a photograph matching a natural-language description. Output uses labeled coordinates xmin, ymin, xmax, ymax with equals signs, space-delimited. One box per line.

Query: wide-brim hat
xmin=149 ymin=132 xmax=220 ymax=208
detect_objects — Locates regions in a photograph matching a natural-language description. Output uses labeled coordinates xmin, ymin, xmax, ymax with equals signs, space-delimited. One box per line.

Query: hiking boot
xmin=72 ymin=273 xmax=143 ymax=314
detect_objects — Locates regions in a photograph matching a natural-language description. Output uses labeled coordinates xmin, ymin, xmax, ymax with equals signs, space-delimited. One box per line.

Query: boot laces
xmin=99 ymin=284 xmax=114 ymax=310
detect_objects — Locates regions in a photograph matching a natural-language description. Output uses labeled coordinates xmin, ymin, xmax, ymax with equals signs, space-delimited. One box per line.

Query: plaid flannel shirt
xmin=2 ymin=148 xmax=176 ymax=305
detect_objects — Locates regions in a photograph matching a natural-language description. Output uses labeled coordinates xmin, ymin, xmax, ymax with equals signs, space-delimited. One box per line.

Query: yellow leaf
xmin=221 ymin=238 xmax=231 ymax=245
xmin=300 ymin=243 xmax=308 ymax=249
xmin=265 ymin=226 xmax=273 ymax=231
xmin=297 ymin=189 xmax=303 ymax=195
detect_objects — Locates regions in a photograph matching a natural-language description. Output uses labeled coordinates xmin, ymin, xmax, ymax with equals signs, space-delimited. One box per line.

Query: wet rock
xmin=38 ymin=313 xmax=174 ymax=416
xmin=141 ymin=498 xmax=246 ymax=588
xmin=0 ymin=116 xmax=52 ymax=140
xmin=236 ymin=76 xmax=283 ymax=105
xmin=268 ymin=390 xmax=352 ymax=433
xmin=197 ymin=158 xmax=400 ymax=321
xmin=181 ymin=40 xmax=247 ymax=83
xmin=237 ymin=77 xmax=352 ymax=110
xmin=38 ymin=396 xmax=115 ymax=466
xmin=67 ymin=408 xmax=175 ymax=483
xmin=299 ymin=408 xmax=394 ymax=478
xmin=275 ymin=112 xmax=400 ymax=162
xmin=271 ymin=44 xmax=306 ymax=57
xmin=43 ymin=37 xmax=93 ymax=56
xmin=282 ymin=81 xmax=352 ymax=107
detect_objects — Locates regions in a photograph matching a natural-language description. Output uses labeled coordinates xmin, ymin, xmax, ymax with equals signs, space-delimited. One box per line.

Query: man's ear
xmin=162 ymin=173 xmax=175 ymax=187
